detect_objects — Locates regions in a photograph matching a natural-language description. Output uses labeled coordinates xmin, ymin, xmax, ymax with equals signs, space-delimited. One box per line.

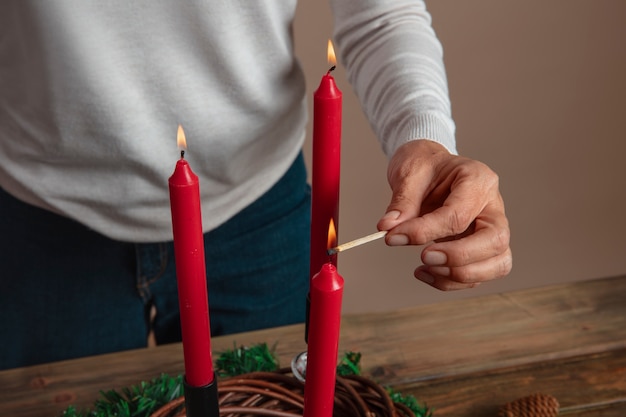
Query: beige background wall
xmin=294 ymin=1 xmax=626 ymax=313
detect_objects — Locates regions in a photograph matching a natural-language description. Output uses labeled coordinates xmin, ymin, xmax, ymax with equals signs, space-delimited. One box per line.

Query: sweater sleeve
xmin=330 ymin=0 xmax=457 ymax=156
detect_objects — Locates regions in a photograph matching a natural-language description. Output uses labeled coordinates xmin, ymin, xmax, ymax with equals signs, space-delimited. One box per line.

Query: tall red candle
xmin=169 ymin=125 xmax=214 ymax=388
xmin=310 ymin=40 xmax=342 ymax=281
xmin=303 ymin=262 xmax=344 ymax=417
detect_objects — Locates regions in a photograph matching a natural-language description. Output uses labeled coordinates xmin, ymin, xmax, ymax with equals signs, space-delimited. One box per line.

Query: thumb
xmin=377 ymin=139 xmax=448 ymax=234
xmin=377 ymin=173 xmax=427 ymax=231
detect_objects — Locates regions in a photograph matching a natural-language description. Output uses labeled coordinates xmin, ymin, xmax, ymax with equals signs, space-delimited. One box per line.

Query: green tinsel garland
xmin=60 ymin=343 xmax=432 ymax=417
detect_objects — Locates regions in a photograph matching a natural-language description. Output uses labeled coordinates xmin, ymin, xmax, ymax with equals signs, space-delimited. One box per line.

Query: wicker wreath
xmin=150 ymin=367 xmax=416 ymax=417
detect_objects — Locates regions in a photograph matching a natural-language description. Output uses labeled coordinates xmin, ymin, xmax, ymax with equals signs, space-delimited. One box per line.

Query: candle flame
xmin=327 ymin=218 xmax=337 ymax=249
xmin=327 ymin=39 xmax=337 ymax=66
xmin=177 ymin=125 xmax=187 ymax=150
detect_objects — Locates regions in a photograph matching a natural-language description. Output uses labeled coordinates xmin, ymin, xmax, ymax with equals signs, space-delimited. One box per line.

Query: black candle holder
xmin=183 ymin=374 xmax=219 ymax=417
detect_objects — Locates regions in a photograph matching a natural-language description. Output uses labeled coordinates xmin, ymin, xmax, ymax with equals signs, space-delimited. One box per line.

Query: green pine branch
xmin=59 ymin=343 xmax=433 ymax=417
xmin=214 ymin=342 xmax=280 ymax=377
xmin=387 ymin=387 xmax=434 ymax=417
xmin=60 ymin=374 xmax=183 ymax=417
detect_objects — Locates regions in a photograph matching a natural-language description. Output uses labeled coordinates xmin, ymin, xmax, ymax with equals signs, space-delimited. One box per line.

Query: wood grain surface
xmin=1 ymin=275 xmax=625 ymax=416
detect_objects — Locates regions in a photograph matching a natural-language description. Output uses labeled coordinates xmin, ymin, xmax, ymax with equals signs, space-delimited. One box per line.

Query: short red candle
xmin=169 ymin=127 xmax=214 ymax=388
xmin=310 ymin=42 xmax=342 ymax=281
xmin=303 ymin=263 xmax=344 ymax=417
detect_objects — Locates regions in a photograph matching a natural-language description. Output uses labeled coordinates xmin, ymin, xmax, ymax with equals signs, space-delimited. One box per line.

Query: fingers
xmin=427 ymin=202 xmax=510 ymax=267
xmin=397 ymin=191 xmax=511 ymax=290
xmin=414 ymin=212 xmax=512 ymax=290
xmin=415 ymin=267 xmax=480 ymax=291
xmin=386 ymin=160 xmax=500 ymax=245
xmin=416 ymin=247 xmax=513 ymax=291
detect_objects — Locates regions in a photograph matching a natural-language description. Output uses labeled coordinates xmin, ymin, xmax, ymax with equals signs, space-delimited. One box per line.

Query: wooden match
xmin=327 ymin=230 xmax=388 ymax=256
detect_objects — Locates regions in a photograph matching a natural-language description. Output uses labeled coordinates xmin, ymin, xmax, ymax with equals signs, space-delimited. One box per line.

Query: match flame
xmin=327 ymin=218 xmax=337 ymax=249
xmin=327 ymin=39 xmax=337 ymax=66
xmin=177 ymin=125 xmax=187 ymax=150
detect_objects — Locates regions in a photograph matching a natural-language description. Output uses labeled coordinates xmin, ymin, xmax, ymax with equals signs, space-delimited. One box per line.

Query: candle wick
xmin=327 ymin=65 xmax=336 ymax=75
xmin=180 ymin=150 xmax=185 ymax=159
xmin=327 ymin=248 xmax=337 ymax=263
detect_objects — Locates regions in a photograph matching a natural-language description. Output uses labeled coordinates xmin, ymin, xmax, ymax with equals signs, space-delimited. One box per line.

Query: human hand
xmin=377 ymin=139 xmax=512 ymax=290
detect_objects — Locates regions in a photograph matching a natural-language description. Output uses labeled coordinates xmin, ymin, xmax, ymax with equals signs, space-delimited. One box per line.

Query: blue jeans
xmin=0 ymin=154 xmax=310 ymax=370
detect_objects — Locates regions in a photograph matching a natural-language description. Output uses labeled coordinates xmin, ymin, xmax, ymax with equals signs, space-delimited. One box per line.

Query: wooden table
xmin=2 ymin=275 xmax=626 ymax=416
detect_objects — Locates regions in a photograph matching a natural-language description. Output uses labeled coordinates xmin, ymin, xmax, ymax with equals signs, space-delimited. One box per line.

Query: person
xmin=0 ymin=1 xmax=511 ymax=370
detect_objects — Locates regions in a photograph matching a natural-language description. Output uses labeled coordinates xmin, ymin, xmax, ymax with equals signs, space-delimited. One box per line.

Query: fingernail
xmin=381 ymin=210 xmax=401 ymax=221
xmin=387 ymin=234 xmax=409 ymax=246
xmin=423 ymin=251 xmax=447 ymax=266
xmin=416 ymin=270 xmax=435 ymax=285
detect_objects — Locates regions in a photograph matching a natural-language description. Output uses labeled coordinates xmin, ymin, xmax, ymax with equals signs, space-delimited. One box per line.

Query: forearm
xmin=331 ymin=0 xmax=457 ymax=156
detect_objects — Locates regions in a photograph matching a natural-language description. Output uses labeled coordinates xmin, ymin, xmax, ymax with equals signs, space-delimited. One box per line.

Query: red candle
xmin=303 ymin=262 xmax=344 ymax=417
xmin=169 ymin=125 xmax=214 ymax=387
xmin=310 ymin=40 xmax=342 ymax=281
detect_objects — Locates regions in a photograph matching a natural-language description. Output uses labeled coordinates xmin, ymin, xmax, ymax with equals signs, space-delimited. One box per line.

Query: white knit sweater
xmin=0 ymin=0 xmax=455 ymax=242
